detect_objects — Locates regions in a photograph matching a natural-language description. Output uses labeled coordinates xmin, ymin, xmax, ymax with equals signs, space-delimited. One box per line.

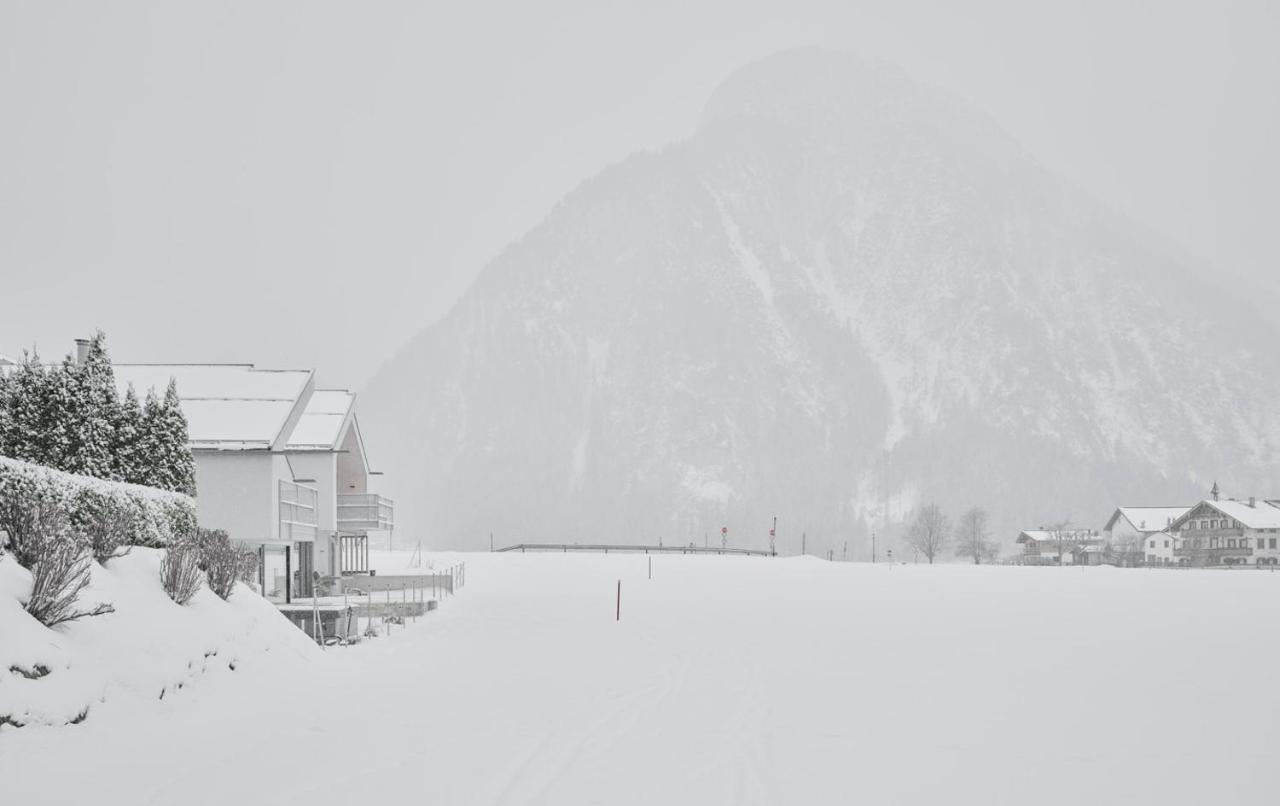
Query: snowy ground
xmin=4 ymin=552 xmax=1280 ymax=805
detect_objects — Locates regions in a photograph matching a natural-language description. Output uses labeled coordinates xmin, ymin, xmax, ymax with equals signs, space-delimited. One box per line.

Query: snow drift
xmin=0 ymin=549 xmax=318 ymax=729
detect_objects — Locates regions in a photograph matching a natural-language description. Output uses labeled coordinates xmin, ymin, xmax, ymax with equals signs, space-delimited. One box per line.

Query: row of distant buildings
xmin=5 ymin=340 xmax=395 ymax=604
xmin=1015 ymin=487 xmax=1280 ymax=568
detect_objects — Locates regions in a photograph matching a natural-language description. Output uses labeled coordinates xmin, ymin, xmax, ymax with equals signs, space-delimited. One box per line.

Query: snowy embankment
xmin=4 ymin=553 xmax=1280 ymax=805
xmin=0 ymin=549 xmax=318 ymax=728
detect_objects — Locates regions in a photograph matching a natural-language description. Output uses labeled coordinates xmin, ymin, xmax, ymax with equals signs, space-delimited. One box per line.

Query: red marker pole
xmin=616 ymin=580 xmax=621 ymax=621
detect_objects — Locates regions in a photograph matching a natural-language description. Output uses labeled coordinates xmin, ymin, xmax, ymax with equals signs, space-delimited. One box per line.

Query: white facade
xmin=1167 ymin=499 xmax=1280 ymax=567
xmin=1142 ymin=531 xmax=1178 ymax=565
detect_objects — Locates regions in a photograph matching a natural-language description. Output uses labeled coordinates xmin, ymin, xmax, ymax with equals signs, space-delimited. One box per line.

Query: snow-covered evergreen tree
xmin=0 ymin=364 xmax=11 ymax=457
xmin=159 ymin=379 xmax=195 ymax=496
xmin=37 ymin=356 xmax=79 ymax=471
xmin=113 ymin=383 xmax=146 ymax=485
xmin=1 ymin=352 xmax=48 ymax=464
xmin=139 ymin=386 xmax=164 ymax=489
xmin=64 ymin=332 xmax=119 ymax=480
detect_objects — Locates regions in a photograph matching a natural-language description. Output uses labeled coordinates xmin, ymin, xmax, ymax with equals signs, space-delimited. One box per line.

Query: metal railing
xmin=279 ymin=480 xmax=318 ymax=543
xmin=496 ymin=543 xmax=775 ymax=557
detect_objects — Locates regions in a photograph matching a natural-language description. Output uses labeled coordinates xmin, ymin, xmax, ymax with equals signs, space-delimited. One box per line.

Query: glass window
xmin=260 ymin=545 xmax=288 ymax=604
xmin=1260 ymin=538 xmax=1267 ymax=550
xmin=1271 ymin=538 xmax=1277 ymax=550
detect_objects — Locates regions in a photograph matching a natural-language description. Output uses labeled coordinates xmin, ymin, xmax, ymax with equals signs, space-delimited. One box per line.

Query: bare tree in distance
xmin=1047 ymin=520 xmax=1075 ymax=566
xmin=905 ymin=504 xmax=950 ymax=564
xmin=954 ymin=507 xmax=998 ymax=564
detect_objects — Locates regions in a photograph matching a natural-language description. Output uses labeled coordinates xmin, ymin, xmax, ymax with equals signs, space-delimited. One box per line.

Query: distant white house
xmin=1141 ymin=530 xmax=1178 ymax=565
xmin=111 ymin=363 xmax=394 ymax=603
xmin=0 ymin=353 xmax=16 ymax=367
xmin=1015 ymin=529 xmax=1103 ymax=565
xmin=1103 ymin=506 xmax=1190 ymax=565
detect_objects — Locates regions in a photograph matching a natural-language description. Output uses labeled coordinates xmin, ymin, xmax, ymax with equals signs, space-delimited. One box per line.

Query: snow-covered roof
xmin=1105 ymin=506 xmax=1191 ymax=534
xmin=1017 ymin=529 xmax=1098 ymax=543
xmin=1175 ymin=499 xmax=1280 ymax=530
xmin=286 ymin=390 xmax=356 ymax=451
xmin=0 ymin=353 xmax=16 ymax=367
xmin=112 ymin=364 xmax=314 ymax=451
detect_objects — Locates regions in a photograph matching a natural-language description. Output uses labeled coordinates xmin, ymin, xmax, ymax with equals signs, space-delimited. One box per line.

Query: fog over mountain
xmin=360 ymin=49 xmax=1280 ymax=555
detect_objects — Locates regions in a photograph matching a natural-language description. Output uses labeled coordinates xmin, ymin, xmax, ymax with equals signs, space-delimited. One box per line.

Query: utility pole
xmin=842 ymin=541 xmax=847 ymax=562
xmin=770 ymin=516 xmax=777 ymax=556
xmin=489 ymin=532 xmax=493 ymax=552
xmin=802 ymin=532 xmax=806 ymax=556
xmin=872 ymin=531 xmax=877 ymax=563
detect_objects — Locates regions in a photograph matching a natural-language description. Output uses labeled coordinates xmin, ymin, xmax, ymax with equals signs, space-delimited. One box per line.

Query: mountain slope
xmin=361 ymin=49 xmax=1280 ymax=554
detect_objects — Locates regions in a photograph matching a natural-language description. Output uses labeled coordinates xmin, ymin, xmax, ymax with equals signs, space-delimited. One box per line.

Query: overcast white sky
xmin=2 ymin=0 xmax=1276 ymax=388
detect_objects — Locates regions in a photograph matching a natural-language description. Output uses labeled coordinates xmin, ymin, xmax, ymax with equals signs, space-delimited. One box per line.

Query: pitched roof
xmin=1104 ymin=506 xmax=1191 ymax=534
xmin=286 ymin=390 xmax=356 ymax=451
xmin=0 ymin=354 xmax=16 ymax=367
xmin=112 ymin=364 xmax=314 ymax=451
xmin=1175 ymin=499 xmax=1280 ymax=530
xmin=1017 ymin=529 xmax=1098 ymax=543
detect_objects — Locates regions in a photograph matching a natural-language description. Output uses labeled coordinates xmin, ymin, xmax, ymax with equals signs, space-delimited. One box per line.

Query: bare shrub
xmin=5 ymin=500 xmax=114 ymax=627
xmin=160 ymin=540 xmax=202 ymax=605
xmin=82 ymin=506 xmax=137 ymax=565
xmin=195 ymin=529 xmax=242 ymax=600
xmin=0 ymin=493 xmax=60 ymax=567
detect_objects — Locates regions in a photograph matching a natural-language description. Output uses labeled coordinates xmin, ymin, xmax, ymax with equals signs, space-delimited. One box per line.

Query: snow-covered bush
xmin=2 ymin=498 xmax=113 ymax=627
xmin=80 ymin=502 xmax=137 ymax=565
xmin=159 ymin=540 xmax=202 ymax=605
xmin=0 ymin=455 xmax=196 ymax=552
xmin=236 ymin=542 xmax=258 ymax=586
xmin=193 ymin=528 xmax=249 ymax=600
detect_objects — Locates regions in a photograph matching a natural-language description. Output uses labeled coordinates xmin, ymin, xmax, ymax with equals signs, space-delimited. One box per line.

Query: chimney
xmin=1250 ymin=497 xmax=1257 ymax=508
xmin=74 ymin=338 xmax=91 ymax=365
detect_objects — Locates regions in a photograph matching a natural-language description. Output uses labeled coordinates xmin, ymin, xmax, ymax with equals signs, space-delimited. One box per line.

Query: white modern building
xmin=112 ymin=363 xmax=394 ymax=603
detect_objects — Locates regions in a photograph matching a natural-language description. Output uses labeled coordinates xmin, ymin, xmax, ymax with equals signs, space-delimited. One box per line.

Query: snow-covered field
xmin=4 ymin=552 xmax=1280 ymax=805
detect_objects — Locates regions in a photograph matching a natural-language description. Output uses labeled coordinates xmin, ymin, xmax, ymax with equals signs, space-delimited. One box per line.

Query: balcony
xmin=1173 ymin=546 xmax=1252 ymax=559
xmin=279 ymin=480 xmax=318 ymax=543
xmin=337 ymin=493 xmax=394 ymax=532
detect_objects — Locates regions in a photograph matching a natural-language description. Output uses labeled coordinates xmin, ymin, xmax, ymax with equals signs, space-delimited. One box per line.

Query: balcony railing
xmin=279 ymin=480 xmax=318 ymax=543
xmin=337 ymin=493 xmax=394 ymax=532
xmin=1173 ymin=546 xmax=1253 ymax=558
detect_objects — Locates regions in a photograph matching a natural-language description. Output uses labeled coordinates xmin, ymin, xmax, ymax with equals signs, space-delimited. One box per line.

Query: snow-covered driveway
xmin=4 ymin=553 xmax=1279 ymax=805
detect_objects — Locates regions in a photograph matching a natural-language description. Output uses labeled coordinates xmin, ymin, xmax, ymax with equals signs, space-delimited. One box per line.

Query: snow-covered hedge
xmin=0 ymin=456 xmax=196 ymax=549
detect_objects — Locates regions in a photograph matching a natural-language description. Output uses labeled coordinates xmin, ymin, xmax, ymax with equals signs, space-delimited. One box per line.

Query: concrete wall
xmin=193 ymin=451 xmax=275 ymax=544
xmin=336 ymin=425 xmax=367 ymax=495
